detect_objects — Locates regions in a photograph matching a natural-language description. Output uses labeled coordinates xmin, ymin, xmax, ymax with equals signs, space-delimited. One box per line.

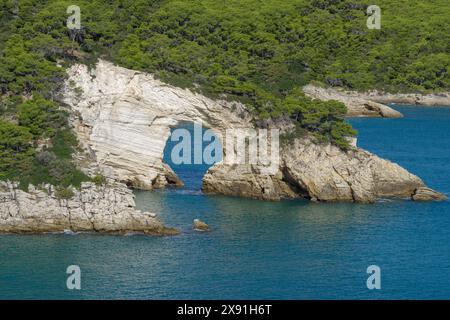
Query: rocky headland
xmin=62 ymin=60 xmax=445 ymax=203
xmin=1 ymin=60 xmax=447 ymax=234
xmin=203 ymin=138 xmax=446 ymax=203
xmin=303 ymin=84 xmax=403 ymax=118
xmin=303 ymin=84 xmax=450 ymax=118
xmin=352 ymin=90 xmax=450 ymax=107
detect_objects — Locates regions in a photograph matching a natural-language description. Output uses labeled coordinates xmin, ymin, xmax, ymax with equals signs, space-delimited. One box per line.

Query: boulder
xmin=193 ymin=219 xmax=210 ymax=232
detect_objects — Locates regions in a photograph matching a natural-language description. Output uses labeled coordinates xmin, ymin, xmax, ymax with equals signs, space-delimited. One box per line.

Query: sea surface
xmin=1 ymin=105 xmax=449 ymax=299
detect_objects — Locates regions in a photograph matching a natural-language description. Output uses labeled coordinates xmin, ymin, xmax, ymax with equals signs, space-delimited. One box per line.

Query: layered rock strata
xmin=303 ymin=84 xmax=403 ymax=118
xmin=202 ymin=138 xmax=447 ymax=203
xmin=0 ymin=181 xmax=178 ymax=235
xmin=61 ymin=60 xmax=445 ymax=203
xmin=63 ymin=60 xmax=251 ymax=190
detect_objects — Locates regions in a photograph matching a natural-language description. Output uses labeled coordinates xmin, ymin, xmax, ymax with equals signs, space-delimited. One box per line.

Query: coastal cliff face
xmin=203 ymin=139 xmax=438 ymax=203
xmin=62 ymin=60 xmax=445 ymax=203
xmin=0 ymin=181 xmax=177 ymax=235
xmin=63 ymin=60 xmax=252 ymax=190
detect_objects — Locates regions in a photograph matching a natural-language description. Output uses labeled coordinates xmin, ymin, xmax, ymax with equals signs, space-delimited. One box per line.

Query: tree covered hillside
xmin=0 ymin=0 xmax=449 ymax=190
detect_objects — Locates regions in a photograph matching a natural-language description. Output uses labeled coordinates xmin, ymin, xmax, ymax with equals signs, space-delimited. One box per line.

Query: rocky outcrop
xmin=412 ymin=187 xmax=448 ymax=202
xmin=357 ymin=91 xmax=450 ymax=106
xmin=303 ymin=85 xmax=403 ymax=118
xmin=202 ymin=164 xmax=300 ymax=201
xmin=63 ymin=60 xmax=251 ymax=190
xmin=0 ymin=181 xmax=178 ymax=235
xmin=62 ymin=60 xmax=444 ymax=203
xmin=193 ymin=219 xmax=210 ymax=232
xmin=303 ymin=85 xmax=450 ymax=114
xmin=203 ymin=138 xmax=435 ymax=203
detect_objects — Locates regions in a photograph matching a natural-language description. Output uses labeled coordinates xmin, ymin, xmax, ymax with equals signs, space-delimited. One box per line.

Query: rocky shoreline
xmin=303 ymin=85 xmax=450 ymax=118
xmin=1 ymin=61 xmax=447 ymax=234
xmin=61 ymin=60 xmax=446 ymax=204
xmin=202 ymin=138 xmax=447 ymax=203
xmin=303 ymin=84 xmax=403 ymax=118
xmin=0 ymin=181 xmax=178 ymax=235
xmin=354 ymin=90 xmax=450 ymax=107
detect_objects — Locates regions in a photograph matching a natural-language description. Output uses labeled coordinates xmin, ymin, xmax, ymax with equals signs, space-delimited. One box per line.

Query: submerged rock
xmin=412 ymin=187 xmax=447 ymax=201
xmin=193 ymin=219 xmax=210 ymax=232
xmin=0 ymin=181 xmax=179 ymax=235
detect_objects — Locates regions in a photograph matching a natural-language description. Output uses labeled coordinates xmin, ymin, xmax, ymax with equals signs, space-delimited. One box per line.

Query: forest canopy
xmin=0 ymin=0 xmax=449 ymax=188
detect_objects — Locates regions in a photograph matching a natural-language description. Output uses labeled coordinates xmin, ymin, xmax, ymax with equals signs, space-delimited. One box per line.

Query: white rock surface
xmin=62 ymin=60 xmax=444 ymax=203
xmin=0 ymin=181 xmax=178 ymax=235
xmin=203 ymin=138 xmax=446 ymax=203
xmin=303 ymin=84 xmax=403 ymax=118
xmin=63 ymin=60 xmax=252 ymax=190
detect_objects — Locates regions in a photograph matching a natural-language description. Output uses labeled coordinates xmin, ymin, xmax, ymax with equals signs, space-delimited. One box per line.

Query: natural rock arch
xmin=63 ymin=60 xmax=445 ymax=203
xmin=64 ymin=60 xmax=250 ymax=190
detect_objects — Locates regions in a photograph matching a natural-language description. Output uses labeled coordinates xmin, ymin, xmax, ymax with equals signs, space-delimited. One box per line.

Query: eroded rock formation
xmin=303 ymin=85 xmax=403 ymax=118
xmin=61 ymin=60 xmax=445 ymax=203
xmin=412 ymin=187 xmax=448 ymax=201
xmin=63 ymin=60 xmax=252 ymax=190
xmin=202 ymin=138 xmax=441 ymax=203
xmin=0 ymin=181 xmax=178 ymax=235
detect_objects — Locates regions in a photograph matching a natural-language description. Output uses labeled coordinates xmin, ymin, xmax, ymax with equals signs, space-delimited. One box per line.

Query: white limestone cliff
xmin=63 ymin=60 xmax=252 ymax=190
xmin=61 ymin=60 xmax=445 ymax=203
xmin=0 ymin=181 xmax=178 ymax=235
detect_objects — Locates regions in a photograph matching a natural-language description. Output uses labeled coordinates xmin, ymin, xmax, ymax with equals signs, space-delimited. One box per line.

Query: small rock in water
xmin=193 ymin=219 xmax=210 ymax=232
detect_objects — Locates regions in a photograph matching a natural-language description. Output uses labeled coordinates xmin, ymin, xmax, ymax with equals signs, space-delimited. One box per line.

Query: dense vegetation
xmin=0 ymin=0 xmax=448 ymax=188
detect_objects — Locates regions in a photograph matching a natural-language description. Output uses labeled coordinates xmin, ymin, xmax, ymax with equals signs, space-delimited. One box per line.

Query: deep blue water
xmin=1 ymin=106 xmax=449 ymax=299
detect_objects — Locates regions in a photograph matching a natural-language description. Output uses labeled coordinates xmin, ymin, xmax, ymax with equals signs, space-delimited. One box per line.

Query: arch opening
xmin=162 ymin=122 xmax=222 ymax=191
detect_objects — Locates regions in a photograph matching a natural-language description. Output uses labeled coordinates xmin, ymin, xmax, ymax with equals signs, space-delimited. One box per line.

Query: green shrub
xmin=0 ymin=120 xmax=34 ymax=180
xmin=92 ymin=174 xmax=107 ymax=186
xmin=49 ymin=129 xmax=79 ymax=159
xmin=55 ymin=186 xmax=75 ymax=200
xmin=18 ymin=96 xmax=67 ymax=138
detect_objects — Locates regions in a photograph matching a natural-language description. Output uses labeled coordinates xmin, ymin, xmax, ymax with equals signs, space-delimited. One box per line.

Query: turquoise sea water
xmin=0 ymin=105 xmax=449 ymax=299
